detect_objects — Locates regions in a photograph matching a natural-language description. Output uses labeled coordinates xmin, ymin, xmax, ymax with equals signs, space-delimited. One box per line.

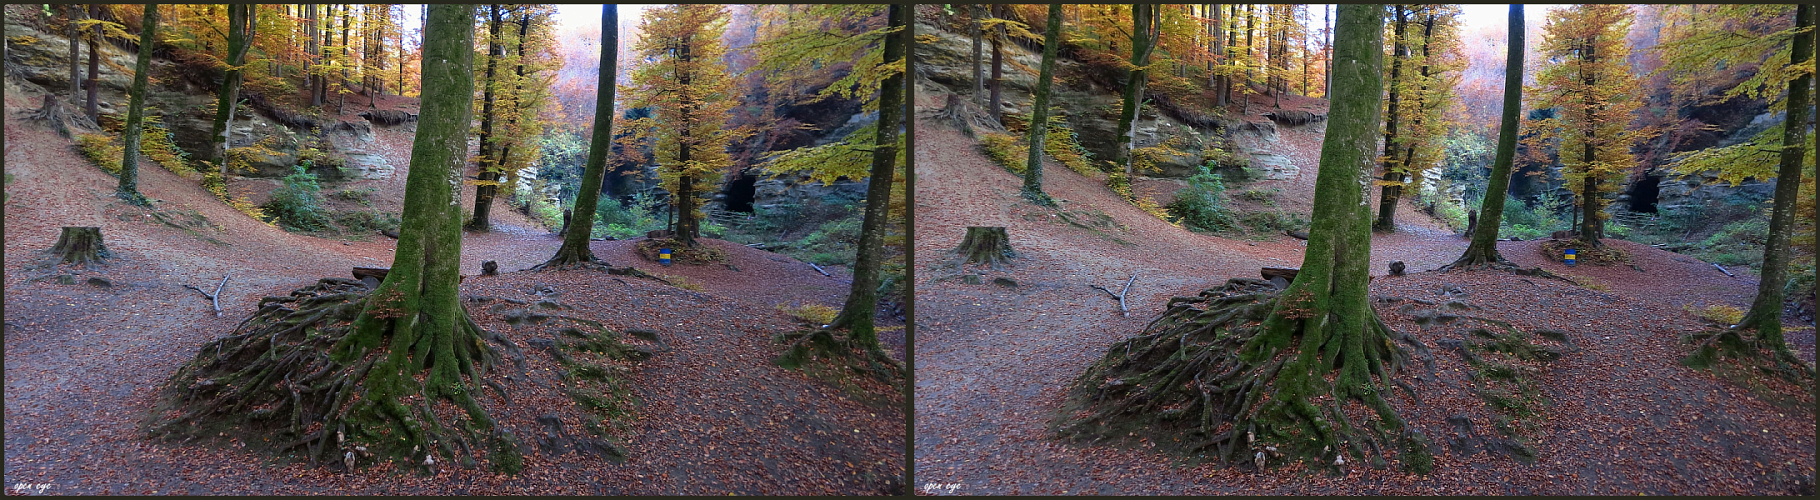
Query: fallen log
xmin=1713 ymin=263 xmax=1735 ymax=277
xmin=808 ymin=262 xmax=832 ymax=277
xmin=1261 ymin=267 xmax=1300 ymax=282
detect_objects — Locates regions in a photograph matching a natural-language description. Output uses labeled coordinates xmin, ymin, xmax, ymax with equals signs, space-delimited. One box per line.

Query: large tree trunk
xmin=142 ymin=7 xmax=529 ymax=473
xmin=1114 ymin=4 xmax=1157 ymax=190
xmin=210 ymin=4 xmax=253 ymax=168
xmin=51 ymin=226 xmax=109 ymax=265
xmin=1374 ymin=5 xmax=1409 ymax=233
xmin=468 ymin=5 xmax=504 ymax=232
xmin=538 ymin=5 xmax=617 ymax=269
xmin=1021 ymin=4 xmax=1062 ymax=205
xmin=1721 ymin=3 xmax=1814 ymax=373
xmin=117 ymin=3 xmax=157 ymax=206
xmin=823 ymin=3 xmax=909 ymax=362
xmin=1449 ymin=5 xmax=1524 ymax=269
xmin=1056 ymin=5 xmax=1433 ymax=473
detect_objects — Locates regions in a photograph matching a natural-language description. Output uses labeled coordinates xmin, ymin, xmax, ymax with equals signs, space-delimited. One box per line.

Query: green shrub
xmin=333 ymin=210 xmax=401 ymax=233
xmin=1505 ymin=223 xmax=1548 ymax=241
xmin=1166 ymin=165 xmax=1237 ymax=232
xmin=593 ymin=192 xmax=663 ymax=240
xmin=331 ymin=187 xmax=376 ymax=205
xmin=263 ymin=163 xmax=331 ymax=231
xmin=1239 ymin=210 xmax=1308 ymax=233
xmin=1237 ymin=188 xmax=1278 ymax=205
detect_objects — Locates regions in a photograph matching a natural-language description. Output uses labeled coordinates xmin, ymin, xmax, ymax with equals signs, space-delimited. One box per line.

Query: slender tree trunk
xmin=541 ymin=5 xmax=617 ymax=268
xmin=66 ymin=4 xmax=80 ymax=108
xmin=970 ymin=4 xmax=984 ymax=108
xmin=1242 ymin=4 xmax=1255 ymax=115
xmin=1453 ymin=5 xmax=1525 ymax=268
xmin=490 ymin=8 xmax=530 ymax=206
xmin=210 ymin=4 xmax=253 ymax=168
xmin=1396 ymin=11 xmax=1437 ymax=203
xmin=468 ymin=5 xmax=504 ymax=232
xmin=85 ymin=4 xmax=100 ymax=121
xmin=338 ymin=4 xmax=349 ymax=114
xmin=988 ymin=4 xmax=1005 ymax=121
xmin=1115 ymin=4 xmax=1157 ymax=188
xmin=118 ymin=3 xmax=157 ymax=206
xmin=1734 ymin=3 xmax=1812 ymax=353
xmin=1374 ymin=5 xmax=1409 ymax=232
xmin=1022 ymin=4 xmax=1063 ymax=205
xmin=827 ymin=3 xmax=909 ymax=352
xmin=675 ymin=38 xmax=698 ymax=247
xmin=1324 ymin=5 xmax=1331 ymax=98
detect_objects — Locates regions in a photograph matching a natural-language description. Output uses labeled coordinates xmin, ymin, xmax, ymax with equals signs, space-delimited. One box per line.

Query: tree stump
xmin=51 ymin=226 xmax=109 ymax=265
xmin=955 ymin=226 xmax=1015 ymax=267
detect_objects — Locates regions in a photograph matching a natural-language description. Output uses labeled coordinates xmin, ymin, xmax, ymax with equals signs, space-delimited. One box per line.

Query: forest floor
xmin=911 ymin=88 xmax=1815 ymax=495
xmin=2 ymin=87 xmax=904 ymax=495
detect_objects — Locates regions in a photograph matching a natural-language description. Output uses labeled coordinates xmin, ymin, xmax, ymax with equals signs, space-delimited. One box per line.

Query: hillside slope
xmin=4 ymin=74 xmax=903 ymax=494
xmin=911 ymin=85 xmax=1814 ymax=495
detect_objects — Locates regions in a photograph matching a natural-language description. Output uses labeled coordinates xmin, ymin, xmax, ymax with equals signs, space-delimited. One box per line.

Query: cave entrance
xmin=723 ymin=172 xmax=758 ymax=213
xmin=1627 ymin=173 xmax=1662 ymax=213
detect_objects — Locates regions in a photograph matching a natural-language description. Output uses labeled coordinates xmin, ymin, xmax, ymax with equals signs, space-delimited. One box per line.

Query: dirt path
xmin=3 ymin=90 xmax=903 ymax=495
xmin=910 ymin=107 xmax=1814 ymax=495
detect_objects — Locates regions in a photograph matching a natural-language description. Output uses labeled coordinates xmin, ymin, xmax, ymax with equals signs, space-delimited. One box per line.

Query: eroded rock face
xmin=4 ymin=20 xmax=135 ymax=95
xmin=748 ymin=173 xmax=867 ymax=212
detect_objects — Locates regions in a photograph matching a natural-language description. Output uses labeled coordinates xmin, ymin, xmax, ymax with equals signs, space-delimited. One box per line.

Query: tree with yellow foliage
xmin=1528 ymin=4 xmax=1648 ymax=246
xmin=623 ymin=4 xmax=738 ymax=248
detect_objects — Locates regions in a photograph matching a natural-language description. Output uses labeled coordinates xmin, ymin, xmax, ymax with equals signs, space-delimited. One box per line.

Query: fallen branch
xmin=1713 ymin=263 xmax=1735 ymax=278
xmin=183 ymin=274 xmax=230 ymax=316
xmin=808 ymin=262 xmax=832 ymax=277
xmin=1089 ymin=274 xmax=1137 ymax=316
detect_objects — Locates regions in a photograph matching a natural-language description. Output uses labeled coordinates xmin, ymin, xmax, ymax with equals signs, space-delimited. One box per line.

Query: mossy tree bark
xmin=1056 ymin=5 xmax=1434 ymax=473
xmin=1693 ymin=4 xmax=1815 ymax=379
xmin=145 ymin=6 xmax=522 ymax=473
xmin=1020 ymin=4 xmax=1061 ymax=206
xmin=51 ymin=226 xmax=109 ymax=266
xmin=792 ymin=4 xmax=909 ymax=382
xmin=1114 ymin=4 xmax=1159 ymax=188
xmin=209 ymin=4 xmax=254 ymax=168
xmin=117 ymin=3 xmax=156 ymax=207
xmin=955 ymin=226 xmax=1015 ymax=267
xmin=537 ymin=5 xmax=617 ymax=270
xmin=1447 ymin=5 xmax=1523 ymax=269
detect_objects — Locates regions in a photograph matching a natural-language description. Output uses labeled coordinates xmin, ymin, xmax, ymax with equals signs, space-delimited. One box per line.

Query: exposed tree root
xmin=1051 ymin=278 xmax=1436 ymax=474
xmin=22 ymin=94 xmax=97 ymax=138
xmin=142 ymin=278 xmax=529 ymax=474
xmin=1683 ymin=328 xmax=1817 ymax=386
xmin=776 ymin=328 xmax=905 ymax=386
xmin=933 ymin=93 xmax=1004 ymax=138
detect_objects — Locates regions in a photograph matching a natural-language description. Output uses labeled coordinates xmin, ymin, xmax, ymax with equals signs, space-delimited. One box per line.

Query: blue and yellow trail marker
xmin=1564 ymin=248 xmax=1576 ymax=266
xmin=659 ymin=247 xmax=673 ymax=266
